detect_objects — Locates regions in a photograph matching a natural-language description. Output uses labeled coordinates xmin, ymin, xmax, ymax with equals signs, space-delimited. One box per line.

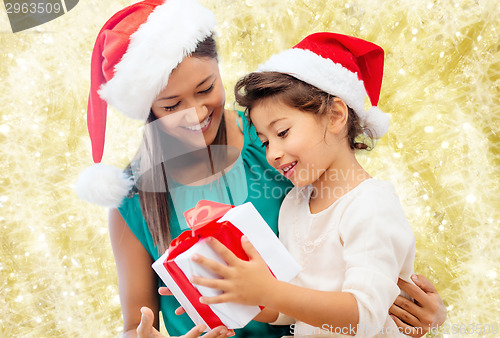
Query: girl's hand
xmin=389 ymin=274 xmax=447 ymax=337
xmin=136 ymin=306 xmax=234 ymax=338
xmin=191 ymin=236 xmax=275 ymax=306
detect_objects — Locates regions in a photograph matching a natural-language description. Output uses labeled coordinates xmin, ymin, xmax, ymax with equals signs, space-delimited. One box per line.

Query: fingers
xmin=389 ymin=296 xmax=422 ymax=327
xmin=411 ymin=274 xmax=438 ymax=293
xmin=200 ymin=326 xmax=235 ymax=338
xmin=412 ymin=274 xmax=447 ymax=327
xmin=397 ymin=277 xmax=427 ymax=305
xmin=204 ymin=237 xmax=240 ymax=266
xmin=175 ymin=306 xmax=186 ymax=315
xmin=199 ymin=293 xmax=234 ymax=305
xmin=240 ymin=236 xmax=262 ymax=261
xmin=191 ymin=273 xmax=230 ymax=290
xmin=160 ymin=287 xmax=186 ymax=316
xmin=138 ymin=306 xmax=154 ymax=329
xmin=180 ymin=324 xmax=205 ymax=338
xmin=190 ymin=275 xmax=233 ymax=304
xmin=390 ymin=315 xmax=426 ymax=338
xmin=137 ymin=307 xmax=157 ymax=337
xmin=181 ymin=324 xmax=234 ymax=338
xmin=158 ymin=287 xmax=173 ymax=296
xmin=391 ymin=296 xmax=424 ymax=326
xmin=192 ymin=253 xmax=230 ymax=278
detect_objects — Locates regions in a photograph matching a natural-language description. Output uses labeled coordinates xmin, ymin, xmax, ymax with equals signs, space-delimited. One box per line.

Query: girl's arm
xmin=192 ymin=237 xmax=359 ymax=333
xmin=109 ymin=208 xmax=159 ymax=337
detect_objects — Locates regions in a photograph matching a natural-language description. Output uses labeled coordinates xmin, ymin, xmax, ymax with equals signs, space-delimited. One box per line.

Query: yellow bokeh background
xmin=1 ymin=0 xmax=498 ymax=336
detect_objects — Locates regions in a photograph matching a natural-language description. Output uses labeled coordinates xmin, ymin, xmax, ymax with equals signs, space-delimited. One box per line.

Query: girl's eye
xmin=277 ymin=128 xmax=289 ymax=138
xmin=199 ymin=83 xmax=214 ymax=94
xmin=162 ymin=102 xmax=180 ymax=112
xmin=261 ymin=140 xmax=269 ymax=148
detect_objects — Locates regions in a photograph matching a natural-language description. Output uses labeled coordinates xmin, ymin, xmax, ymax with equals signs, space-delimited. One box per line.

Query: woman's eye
xmin=261 ymin=140 xmax=269 ymax=148
xmin=162 ymin=102 xmax=180 ymax=112
xmin=277 ymin=128 xmax=289 ymax=137
xmin=199 ymin=83 xmax=214 ymax=94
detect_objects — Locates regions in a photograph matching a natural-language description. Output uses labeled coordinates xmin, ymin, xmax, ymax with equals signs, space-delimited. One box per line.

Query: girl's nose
xmin=266 ymin=143 xmax=283 ymax=164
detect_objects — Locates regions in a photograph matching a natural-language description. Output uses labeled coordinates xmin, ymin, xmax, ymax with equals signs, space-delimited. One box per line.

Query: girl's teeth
xmin=283 ymin=162 xmax=297 ymax=173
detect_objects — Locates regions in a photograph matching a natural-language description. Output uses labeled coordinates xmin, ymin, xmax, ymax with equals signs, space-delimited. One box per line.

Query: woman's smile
xmin=181 ymin=111 xmax=213 ymax=133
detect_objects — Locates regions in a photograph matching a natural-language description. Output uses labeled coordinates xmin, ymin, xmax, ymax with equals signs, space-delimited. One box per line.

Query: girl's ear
xmin=327 ymin=97 xmax=349 ymax=134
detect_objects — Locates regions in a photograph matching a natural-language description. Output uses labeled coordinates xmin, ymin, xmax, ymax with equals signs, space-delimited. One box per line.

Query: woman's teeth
xmin=184 ymin=114 xmax=211 ymax=131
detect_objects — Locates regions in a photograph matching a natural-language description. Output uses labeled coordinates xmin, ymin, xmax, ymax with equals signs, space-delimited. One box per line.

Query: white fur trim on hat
xmin=364 ymin=106 xmax=390 ymax=138
xmin=258 ymin=48 xmax=389 ymax=138
xmin=258 ymin=48 xmax=367 ymax=115
xmin=76 ymin=163 xmax=134 ymax=208
xmin=98 ymin=0 xmax=216 ymax=121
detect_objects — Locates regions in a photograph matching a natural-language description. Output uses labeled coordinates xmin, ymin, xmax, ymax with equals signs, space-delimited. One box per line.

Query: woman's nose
xmin=185 ymin=104 xmax=208 ymax=124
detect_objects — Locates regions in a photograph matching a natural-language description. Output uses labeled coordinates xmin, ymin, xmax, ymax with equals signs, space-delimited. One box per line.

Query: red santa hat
xmin=76 ymin=0 xmax=216 ymax=208
xmin=257 ymin=32 xmax=389 ymax=138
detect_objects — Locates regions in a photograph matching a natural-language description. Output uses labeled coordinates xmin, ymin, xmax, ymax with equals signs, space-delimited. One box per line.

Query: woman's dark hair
xmin=191 ymin=35 xmax=218 ymax=60
xmin=127 ymin=35 xmax=224 ymax=253
xmin=235 ymin=71 xmax=373 ymax=150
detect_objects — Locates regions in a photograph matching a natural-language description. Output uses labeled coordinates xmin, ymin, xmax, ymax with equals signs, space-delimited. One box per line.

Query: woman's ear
xmin=327 ymin=97 xmax=349 ymax=134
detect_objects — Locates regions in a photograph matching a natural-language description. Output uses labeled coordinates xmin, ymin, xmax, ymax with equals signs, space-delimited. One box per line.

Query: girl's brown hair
xmin=127 ymin=35 xmax=224 ymax=254
xmin=235 ymin=71 xmax=373 ymax=150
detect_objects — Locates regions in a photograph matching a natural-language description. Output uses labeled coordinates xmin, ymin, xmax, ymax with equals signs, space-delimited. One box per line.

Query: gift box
xmin=152 ymin=200 xmax=301 ymax=330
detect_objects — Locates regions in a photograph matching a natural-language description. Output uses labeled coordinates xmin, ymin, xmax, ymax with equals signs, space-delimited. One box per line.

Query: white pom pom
xmin=75 ymin=163 xmax=134 ymax=208
xmin=364 ymin=106 xmax=390 ymax=138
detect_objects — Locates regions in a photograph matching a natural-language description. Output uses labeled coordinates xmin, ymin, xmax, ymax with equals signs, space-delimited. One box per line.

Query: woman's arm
xmin=253 ymin=308 xmax=279 ymax=323
xmin=109 ymin=209 xmax=234 ymax=338
xmin=109 ymin=208 xmax=159 ymax=337
xmin=390 ymin=275 xmax=447 ymax=338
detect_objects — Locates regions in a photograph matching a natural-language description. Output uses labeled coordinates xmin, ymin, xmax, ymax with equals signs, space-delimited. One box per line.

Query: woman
xmin=76 ymin=0 xmax=446 ymax=337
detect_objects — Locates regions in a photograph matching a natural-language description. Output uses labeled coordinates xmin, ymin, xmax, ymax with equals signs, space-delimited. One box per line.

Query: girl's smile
xmin=278 ymin=161 xmax=297 ymax=179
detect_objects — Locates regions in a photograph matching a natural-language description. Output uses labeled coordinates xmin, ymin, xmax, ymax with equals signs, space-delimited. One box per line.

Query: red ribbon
xmin=164 ymin=200 xmax=250 ymax=329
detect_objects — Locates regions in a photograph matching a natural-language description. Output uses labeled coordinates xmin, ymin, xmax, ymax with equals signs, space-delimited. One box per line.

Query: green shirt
xmin=118 ymin=112 xmax=293 ymax=337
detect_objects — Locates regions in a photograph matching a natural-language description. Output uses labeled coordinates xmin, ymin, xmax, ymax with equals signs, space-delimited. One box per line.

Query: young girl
xmin=76 ymin=0 xmax=445 ymax=335
xmin=190 ymin=32 xmax=419 ymax=337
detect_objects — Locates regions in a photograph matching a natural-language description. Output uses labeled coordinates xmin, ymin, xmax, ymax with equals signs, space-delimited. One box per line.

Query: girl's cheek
xmin=285 ymin=136 xmax=303 ymax=151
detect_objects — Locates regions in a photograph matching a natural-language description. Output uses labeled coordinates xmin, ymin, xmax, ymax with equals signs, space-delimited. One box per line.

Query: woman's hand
xmin=136 ymin=306 xmax=234 ymax=338
xmin=389 ymin=274 xmax=447 ymax=337
xmin=158 ymin=287 xmax=186 ymax=316
xmin=136 ymin=307 xmax=167 ymax=338
xmin=191 ymin=236 xmax=275 ymax=306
